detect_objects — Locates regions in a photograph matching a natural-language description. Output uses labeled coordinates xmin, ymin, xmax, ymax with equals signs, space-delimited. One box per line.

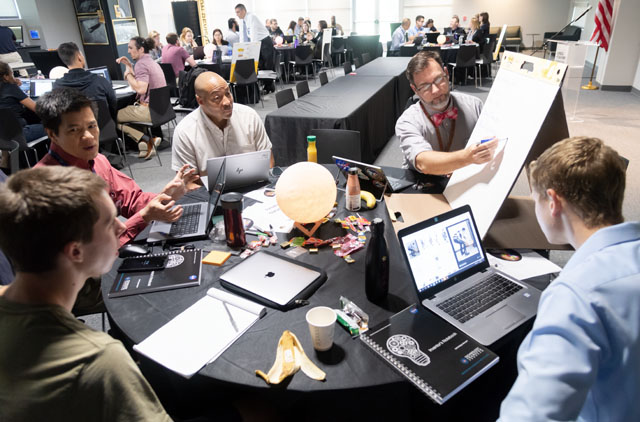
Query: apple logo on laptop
xmin=264 ymin=271 xmax=275 ymax=278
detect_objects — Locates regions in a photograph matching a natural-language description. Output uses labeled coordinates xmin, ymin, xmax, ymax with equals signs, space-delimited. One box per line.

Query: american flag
xmin=590 ymin=0 xmax=615 ymax=51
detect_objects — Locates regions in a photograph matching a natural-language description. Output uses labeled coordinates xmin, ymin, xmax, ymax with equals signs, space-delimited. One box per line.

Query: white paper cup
xmin=306 ymin=306 xmax=336 ymax=351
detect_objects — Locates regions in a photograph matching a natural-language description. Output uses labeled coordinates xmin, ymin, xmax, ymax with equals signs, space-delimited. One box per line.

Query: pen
xmin=222 ymin=302 xmax=239 ymax=332
xmin=479 ymin=137 xmax=508 ymax=145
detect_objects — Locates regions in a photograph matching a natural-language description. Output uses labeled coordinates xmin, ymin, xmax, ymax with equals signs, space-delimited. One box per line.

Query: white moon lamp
xmin=437 ymin=34 xmax=447 ymax=45
xmin=276 ymin=162 xmax=337 ymax=237
xmin=275 ymin=35 xmax=284 ymax=46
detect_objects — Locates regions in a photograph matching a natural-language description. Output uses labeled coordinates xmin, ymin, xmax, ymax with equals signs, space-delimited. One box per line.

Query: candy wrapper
xmin=336 ymin=296 xmax=369 ymax=336
xmin=333 ymin=234 xmax=364 ymax=257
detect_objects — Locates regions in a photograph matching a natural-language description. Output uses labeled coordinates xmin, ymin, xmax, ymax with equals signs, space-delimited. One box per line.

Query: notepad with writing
xmin=360 ymin=304 xmax=499 ymax=404
xmin=133 ymin=288 xmax=266 ymax=378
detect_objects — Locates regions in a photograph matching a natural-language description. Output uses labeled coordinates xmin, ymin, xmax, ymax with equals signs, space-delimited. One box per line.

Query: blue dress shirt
xmin=498 ymin=222 xmax=640 ymax=422
xmin=407 ymin=25 xmax=423 ymax=38
xmin=390 ymin=26 xmax=406 ymax=51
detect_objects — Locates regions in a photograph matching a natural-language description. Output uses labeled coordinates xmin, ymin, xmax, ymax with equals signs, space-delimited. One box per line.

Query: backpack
xmin=178 ymin=67 xmax=207 ymax=108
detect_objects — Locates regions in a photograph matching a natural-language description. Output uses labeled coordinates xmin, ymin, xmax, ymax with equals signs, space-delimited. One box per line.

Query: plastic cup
xmin=306 ymin=306 xmax=336 ymax=351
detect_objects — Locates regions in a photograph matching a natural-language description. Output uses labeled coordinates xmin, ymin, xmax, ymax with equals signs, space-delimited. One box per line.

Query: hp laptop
xmin=147 ymin=160 xmax=226 ymax=243
xmin=29 ymin=79 xmax=54 ymax=98
xmin=220 ymin=251 xmax=322 ymax=307
xmin=397 ymin=205 xmax=541 ymax=345
xmin=88 ymin=66 xmax=128 ymax=89
xmin=333 ymin=156 xmax=414 ymax=201
xmin=206 ymin=150 xmax=270 ymax=191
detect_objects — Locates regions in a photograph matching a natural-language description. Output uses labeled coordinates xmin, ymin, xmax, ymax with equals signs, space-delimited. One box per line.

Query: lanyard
xmin=419 ymin=101 xmax=456 ymax=152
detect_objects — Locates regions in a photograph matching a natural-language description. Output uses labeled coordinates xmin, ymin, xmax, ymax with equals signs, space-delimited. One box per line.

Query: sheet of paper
xmin=487 ymin=250 xmax=562 ymax=280
xmin=242 ymin=200 xmax=294 ymax=233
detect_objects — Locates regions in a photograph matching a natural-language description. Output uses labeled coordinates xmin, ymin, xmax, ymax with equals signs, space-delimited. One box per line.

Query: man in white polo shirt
xmin=171 ymin=71 xmax=273 ymax=176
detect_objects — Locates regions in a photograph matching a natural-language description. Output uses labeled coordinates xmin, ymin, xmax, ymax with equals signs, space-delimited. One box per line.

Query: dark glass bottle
xmin=365 ymin=218 xmax=389 ymax=302
xmin=221 ymin=192 xmax=246 ymax=248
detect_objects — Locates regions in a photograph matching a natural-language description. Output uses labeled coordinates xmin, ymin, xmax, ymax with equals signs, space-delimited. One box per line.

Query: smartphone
xmin=117 ymin=256 xmax=167 ymax=273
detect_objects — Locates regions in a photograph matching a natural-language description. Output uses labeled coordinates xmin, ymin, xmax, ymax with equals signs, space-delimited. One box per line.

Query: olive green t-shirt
xmin=0 ymin=296 xmax=172 ymax=422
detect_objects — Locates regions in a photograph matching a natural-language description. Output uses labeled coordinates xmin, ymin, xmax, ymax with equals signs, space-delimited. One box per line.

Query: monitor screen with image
xmin=9 ymin=26 xmax=23 ymax=44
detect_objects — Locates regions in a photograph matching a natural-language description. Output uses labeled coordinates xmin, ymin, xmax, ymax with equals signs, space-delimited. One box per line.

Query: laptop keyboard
xmin=436 ymin=274 xmax=523 ymax=323
xmin=169 ymin=204 xmax=202 ymax=236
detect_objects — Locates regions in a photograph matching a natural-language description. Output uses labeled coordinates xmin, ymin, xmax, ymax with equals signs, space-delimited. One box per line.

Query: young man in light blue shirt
xmin=498 ymin=137 xmax=639 ymax=422
xmin=407 ymin=15 xmax=425 ymax=41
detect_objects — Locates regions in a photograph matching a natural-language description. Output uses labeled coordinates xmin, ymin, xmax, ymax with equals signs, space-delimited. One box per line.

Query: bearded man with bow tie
xmin=396 ymin=50 xmax=498 ymax=175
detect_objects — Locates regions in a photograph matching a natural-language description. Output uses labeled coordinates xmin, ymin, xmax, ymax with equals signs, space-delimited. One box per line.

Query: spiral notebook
xmin=109 ymin=249 xmax=203 ymax=298
xmin=360 ymin=304 xmax=499 ymax=404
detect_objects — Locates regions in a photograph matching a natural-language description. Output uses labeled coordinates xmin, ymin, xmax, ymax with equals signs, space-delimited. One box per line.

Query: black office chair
xmin=95 ymin=100 xmax=133 ymax=178
xmin=0 ymin=139 xmax=19 ymax=175
xmin=122 ymin=86 xmax=176 ymax=166
xmin=354 ymin=57 xmax=362 ymax=69
xmin=310 ymin=128 xmax=361 ymax=164
xmin=313 ymin=43 xmax=334 ymax=80
xmin=275 ymin=88 xmax=295 ymax=108
xmin=361 ymin=52 xmax=371 ymax=65
xmin=331 ymin=36 xmax=346 ymax=66
xmin=0 ymin=108 xmax=49 ymax=168
xmin=343 ymin=60 xmax=352 ymax=75
xmin=319 ymin=71 xmax=329 ymax=86
xmin=289 ymin=45 xmax=315 ymax=82
xmin=448 ymin=45 xmax=478 ymax=89
xmin=476 ymin=39 xmax=496 ymax=86
xmin=296 ymin=80 xmax=310 ymax=98
xmin=233 ymin=59 xmax=262 ymax=108
xmin=159 ymin=63 xmax=178 ymax=97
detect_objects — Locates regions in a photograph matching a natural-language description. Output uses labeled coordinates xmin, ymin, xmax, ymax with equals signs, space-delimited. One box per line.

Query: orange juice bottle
xmin=307 ymin=136 xmax=317 ymax=163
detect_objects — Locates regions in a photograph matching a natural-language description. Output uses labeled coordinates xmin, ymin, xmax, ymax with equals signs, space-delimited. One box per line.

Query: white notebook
xmin=133 ymin=288 xmax=266 ymax=378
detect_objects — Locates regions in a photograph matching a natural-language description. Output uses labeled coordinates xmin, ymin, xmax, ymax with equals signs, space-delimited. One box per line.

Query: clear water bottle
xmin=365 ymin=218 xmax=389 ymax=302
xmin=36 ymin=70 xmax=44 ymax=79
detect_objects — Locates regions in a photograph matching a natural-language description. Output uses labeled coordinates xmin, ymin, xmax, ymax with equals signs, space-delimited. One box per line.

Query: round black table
xmin=102 ymin=173 xmax=540 ymax=420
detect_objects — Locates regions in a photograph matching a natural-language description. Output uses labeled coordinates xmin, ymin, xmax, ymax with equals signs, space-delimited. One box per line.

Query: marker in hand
xmin=479 ymin=137 xmax=508 ymax=146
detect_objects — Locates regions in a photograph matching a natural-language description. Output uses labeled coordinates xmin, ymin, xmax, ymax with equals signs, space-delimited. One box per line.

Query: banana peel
xmin=360 ymin=190 xmax=377 ymax=209
xmin=256 ymin=330 xmax=326 ymax=384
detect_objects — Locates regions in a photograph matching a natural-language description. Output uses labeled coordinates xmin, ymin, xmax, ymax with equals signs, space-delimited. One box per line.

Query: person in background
xmin=0 ymin=61 xmax=46 ymax=143
xmin=498 ymin=137 xmax=639 ymax=422
xmin=54 ymin=42 xmax=117 ymax=120
xmin=408 ymin=15 xmax=425 ymax=41
xmin=269 ymin=19 xmax=284 ymax=38
xmin=395 ymin=50 xmax=497 ymax=174
xmin=479 ymin=12 xmax=490 ymax=33
xmin=148 ymin=30 xmax=163 ymax=61
xmin=446 ymin=15 xmax=467 ymax=41
xmin=467 ymin=17 xmax=485 ymax=48
xmin=389 ymin=18 xmax=411 ymax=56
xmin=172 ymin=71 xmax=273 ymax=176
xmin=211 ymin=28 xmax=229 ymax=48
xmin=179 ymin=27 xmax=198 ymax=55
xmin=226 ymin=18 xmax=240 ymax=47
xmin=286 ymin=21 xmax=296 ymax=36
xmin=161 ymin=32 xmax=196 ymax=79
xmin=425 ymin=18 xmax=438 ymax=32
xmin=301 ymin=21 xmax=314 ymax=44
xmin=312 ymin=20 xmax=331 ymax=60
xmin=0 ymin=166 xmax=172 ymax=422
xmin=294 ymin=17 xmax=304 ymax=37
xmin=235 ymin=3 xmax=274 ymax=71
xmin=265 ymin=18 xmax=271 ymax=32
xmin=116 ymin=36 xmax=167 ymax=159
xmin=331 ymin=16 xmax=344 ymax=36
xmin=0 ymin=24 xmax=26 ymax=77
xmin=0 ymin=169 xmax=13 ymax=286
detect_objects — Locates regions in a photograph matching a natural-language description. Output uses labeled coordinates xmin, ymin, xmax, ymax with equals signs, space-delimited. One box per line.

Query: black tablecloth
xmin=351 ymin=57 xmax=413 ymax=118
xmin=264 ymin=75 xmax=396 ymax=166
xmin=103 ymin=170 xmax=549 ymax=419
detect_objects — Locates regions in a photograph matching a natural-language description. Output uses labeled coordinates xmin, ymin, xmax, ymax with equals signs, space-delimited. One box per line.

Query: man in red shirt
xmin=35 ymin=87 xmax=199 ymax=247
xmin=161 ymin=32 xmax=196 ymax=77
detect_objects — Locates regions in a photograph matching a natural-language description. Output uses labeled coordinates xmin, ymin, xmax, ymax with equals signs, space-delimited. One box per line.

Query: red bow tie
xmin=431 ymin=107 xmax=458 ymax=127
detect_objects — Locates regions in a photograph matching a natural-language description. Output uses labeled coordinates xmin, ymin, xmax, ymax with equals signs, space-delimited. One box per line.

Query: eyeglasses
xmin=415 ymin=74 xmax=448 ymax=95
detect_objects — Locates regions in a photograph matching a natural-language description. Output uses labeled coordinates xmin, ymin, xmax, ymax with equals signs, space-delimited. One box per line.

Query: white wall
xmin=634 ymin=57 xmax=640 ymax=91
xmin=2 ymin=0 xmax=42 ymax=47
xmin=35 ymin=0 xmax=83 ymax=51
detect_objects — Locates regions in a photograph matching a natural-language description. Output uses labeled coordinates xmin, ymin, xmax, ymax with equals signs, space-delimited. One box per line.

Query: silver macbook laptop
xmin=88 ymin=66 xmax=128 ymax=89
xmin=333 ymin=156 xmax=414 ymax=201
xmin=397 ymin=205 xmax=541 ymax=345
xmin=147 ymin=160 xmax=225 ymax=243
xmin=220 ymin=251 xmax=321 ymax=306
xmin=206 ymin=150 xmax=270 ymax=191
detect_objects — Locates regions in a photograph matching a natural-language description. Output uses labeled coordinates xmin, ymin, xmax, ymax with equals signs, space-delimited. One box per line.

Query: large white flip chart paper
xmin=443 ymin=52 xmax=568 ymax=238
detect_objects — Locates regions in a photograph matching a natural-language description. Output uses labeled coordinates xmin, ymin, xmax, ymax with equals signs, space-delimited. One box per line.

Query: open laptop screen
xmin=88 ymin=66 xmax=111 ymax=83
xmin=30 ymin=80 xmax=53 ymax=98
xmin=400 ymin=208 xmax=485 ymax=293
